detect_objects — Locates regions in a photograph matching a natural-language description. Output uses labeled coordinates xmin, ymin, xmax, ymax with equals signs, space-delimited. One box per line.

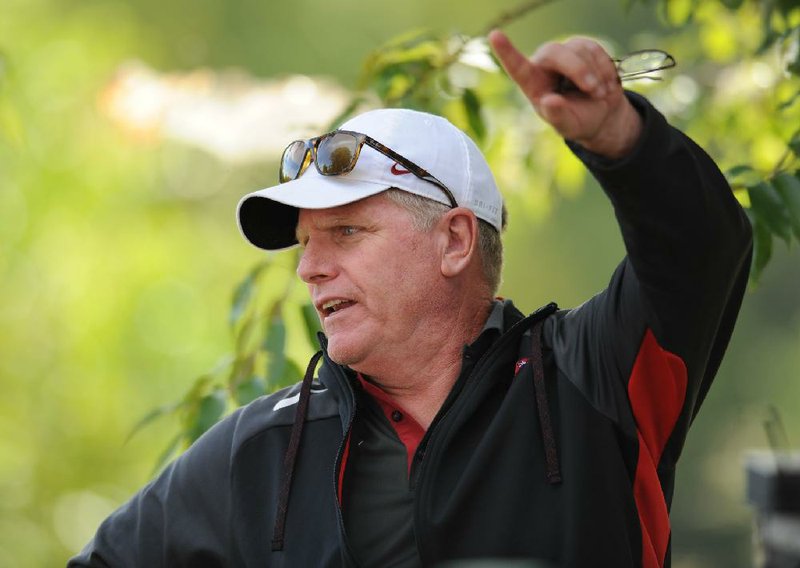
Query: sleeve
xmin=66 ymin=413 xmax=238 ymax=568
xmin=551 ymin=90 xmax=753 ymax=461
xmin=547 ymin=91 xmax=751 ymax=567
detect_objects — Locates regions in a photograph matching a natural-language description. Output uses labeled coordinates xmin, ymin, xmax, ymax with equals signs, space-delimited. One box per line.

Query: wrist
xmin=575 ymin=98 xmax=643 ymax=160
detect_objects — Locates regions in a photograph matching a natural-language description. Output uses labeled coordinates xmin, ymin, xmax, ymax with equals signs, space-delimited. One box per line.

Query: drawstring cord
xmin=271 ymin=350 xmax=323 ymax=552
xmin=531 ymin=319 xmax=562 ymax=484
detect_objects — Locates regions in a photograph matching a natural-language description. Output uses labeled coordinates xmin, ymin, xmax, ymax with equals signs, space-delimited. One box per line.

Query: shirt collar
xmin=464 ymin=299 xmax=506 ymax=360
xmin=482 ymin=299 xmax=506 ymax=333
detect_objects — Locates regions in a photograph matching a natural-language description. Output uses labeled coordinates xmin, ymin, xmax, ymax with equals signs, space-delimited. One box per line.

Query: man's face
xmin=296 ymin=193 xmax=443 ymax=373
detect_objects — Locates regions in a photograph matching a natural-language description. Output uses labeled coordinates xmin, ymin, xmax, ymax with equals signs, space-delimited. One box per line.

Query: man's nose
xmin=296 ymin=239 xmax=336 ymax=283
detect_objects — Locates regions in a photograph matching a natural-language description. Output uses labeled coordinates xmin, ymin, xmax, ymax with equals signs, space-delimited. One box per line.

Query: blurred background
xmin=1 ymin=0 xmax=798 ymax=565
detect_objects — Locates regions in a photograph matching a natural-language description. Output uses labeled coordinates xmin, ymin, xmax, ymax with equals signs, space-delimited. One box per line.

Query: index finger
xmin=487 ymin=29 xmax=546 ymax=96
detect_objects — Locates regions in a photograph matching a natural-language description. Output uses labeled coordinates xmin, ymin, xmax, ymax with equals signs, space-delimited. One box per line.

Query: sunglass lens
xmin=280 ymin=141 xmax=308 ymax=183
xmin=316 ymin=132 xmax=359 ymax=176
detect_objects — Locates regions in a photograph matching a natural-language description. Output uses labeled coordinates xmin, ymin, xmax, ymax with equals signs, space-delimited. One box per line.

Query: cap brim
xmin=236 ymin=173 xmax=394 ymax=250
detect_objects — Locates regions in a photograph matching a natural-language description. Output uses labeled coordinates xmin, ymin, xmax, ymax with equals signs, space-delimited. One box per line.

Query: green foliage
xmin=773 ymin=171 xmax=800 ymax=239
xmin=462 ymin=88 xmax=487 ymax=143
xmin=358 ymin=30 xmax=447 ymax=106
xmin=628 ymin=0 xmax=800 ymax=283
xmin=750 ymin=171 xmax=798 ymax=272
xmin=184 ymin=383 xmax=227 ymax=443
xmin=128 ymin=252 xmax=323 ymax=458
xmin=300 ymin=301 xmax=323 ymax=349
xmin=740 ymin=170 xmax=800 ymax=280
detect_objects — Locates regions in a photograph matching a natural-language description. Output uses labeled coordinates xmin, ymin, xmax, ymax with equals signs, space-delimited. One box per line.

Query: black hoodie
xmin=69 ymin=93 xmax=752 ymax=568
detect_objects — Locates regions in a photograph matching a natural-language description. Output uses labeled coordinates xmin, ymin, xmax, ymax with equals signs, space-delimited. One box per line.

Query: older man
xmin=70 ymin=32 xmax=752 ymax=568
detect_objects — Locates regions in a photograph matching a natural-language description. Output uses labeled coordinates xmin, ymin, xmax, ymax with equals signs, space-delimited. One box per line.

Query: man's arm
xmin=491 ymin=33 xmax=752 ymax=567
xmin=67 ymin=413 xmax=236 ymax=567
xmin=489 ymin=30 xmax=752 ymax=447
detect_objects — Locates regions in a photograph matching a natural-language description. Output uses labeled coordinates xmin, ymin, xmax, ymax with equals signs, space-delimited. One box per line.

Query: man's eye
xmin=340 ymin=226 xmax=359 ymax=236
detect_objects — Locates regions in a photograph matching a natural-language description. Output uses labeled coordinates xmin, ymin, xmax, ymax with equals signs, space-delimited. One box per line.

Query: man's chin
xmin=324 ymin=337 xmax=365 ymax=368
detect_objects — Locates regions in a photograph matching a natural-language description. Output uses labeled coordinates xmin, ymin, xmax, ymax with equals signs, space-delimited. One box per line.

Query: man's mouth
xmin=321 ymin=299 xmax=357 ymax=317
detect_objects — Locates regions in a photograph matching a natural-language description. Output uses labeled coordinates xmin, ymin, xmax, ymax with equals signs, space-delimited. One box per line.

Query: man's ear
xmin=439 ymin=208 xmax=479 ymax=278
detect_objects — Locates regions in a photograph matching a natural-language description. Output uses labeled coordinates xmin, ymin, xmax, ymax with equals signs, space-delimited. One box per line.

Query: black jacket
xmin=69 ymin=94 xmax=752 ymax=568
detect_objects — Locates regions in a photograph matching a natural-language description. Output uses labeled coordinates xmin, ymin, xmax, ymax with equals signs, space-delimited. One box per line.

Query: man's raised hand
xmin=488 ymin=30 xmax=642 ymax=159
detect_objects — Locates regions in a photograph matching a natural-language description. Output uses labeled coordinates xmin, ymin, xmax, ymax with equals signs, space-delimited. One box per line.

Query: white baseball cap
xmin=236 ymin=108 xmax=503 ymax=250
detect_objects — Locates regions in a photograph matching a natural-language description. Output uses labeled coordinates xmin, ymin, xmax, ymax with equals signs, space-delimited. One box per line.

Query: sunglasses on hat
xmin=278 ymin=130 xmax=459 ymax=208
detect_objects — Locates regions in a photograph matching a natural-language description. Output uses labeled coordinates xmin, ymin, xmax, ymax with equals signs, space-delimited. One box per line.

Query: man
xmin=70 ymin=32 xmax=752 ymax=567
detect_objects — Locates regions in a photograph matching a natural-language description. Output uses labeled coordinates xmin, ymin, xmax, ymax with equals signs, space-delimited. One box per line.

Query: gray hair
xmin=384 ymin=189 xmax=506 ymax=294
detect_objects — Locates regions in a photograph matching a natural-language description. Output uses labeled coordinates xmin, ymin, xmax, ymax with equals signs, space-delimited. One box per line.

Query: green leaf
xmin=301 ymin=302 xmax=322 ymax=349
xmin=786 ymin=31 xmax=800 ymax=75
xmin=229 ymin=260 xmax=270 ymax=328
xmin=280 ymin=359 xmax=304 ymax=388
xmin=719 ymin=0 xmax=744 ymax=8
xmin=374 ymin=40 xmax=444 ymax=68
xmin=788 ymin=56 xmax=800 ymax=77
xmin=359 ymin=30 xmax=446 ymax=102
xmin=462 ymin=88 xmax=486 ymax=143
xmin=186 ymin=388 xmax=227 ymax=443
xmin=182 ymin=374 xmax=214 ymax=403
xmin=150 ymin=433 xmax=183 ymax=477
xmin=263 ymin=312 xmax=287 ymax=383
xmin=125 ymin=402 xmax=180 ymax=445
xmin=778 ymin=89 xmax=800 ymax=111
xmin=361 ymin=39 xmax=441 ymax=92
xmin=750 ymin=212 xmax=773 ymax=283
xmin=234 ymin=316 xmax=258 ymax=352
xmin=378 ymin=28 xmax=435 ymax=51
xmin=776 ymin=0 xmax=798 ymax=17
xmin=235 ymin=376 xmax=267 ymax=405
xmin=382 ymin=72 xmax=415 ymax=103
xmin=763 ymin=404 xmax=791 ymax=452
xmin=748 ymin=181 xmax=793 ymax=245
xmin=788 ymin=130 xmax=800 ymax=157
xmin=230 ymin=276 xmax=256 ymax=329
xmin=662 ymin=0 xmax=695 ymax=26
xmin=772 ymin=171 xmax=800 ymax=241
xmin=228 ymin=353 xmax=256 ymax=391
xmin=755 ymin=28 xmax=784 ymax=55
xmin=726 ymin=165 xmax=762 ymax=188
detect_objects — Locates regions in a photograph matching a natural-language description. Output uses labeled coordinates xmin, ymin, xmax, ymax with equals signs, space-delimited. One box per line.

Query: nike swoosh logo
xmin=391 ymin=163 xmax=412 ymax=176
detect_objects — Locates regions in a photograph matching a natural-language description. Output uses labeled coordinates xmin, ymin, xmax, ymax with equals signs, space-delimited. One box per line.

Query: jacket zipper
xmin=412 ymin=303 xmax=557 ymax=564
xmin=413 ymin=309 xmax=535 ymax=482
xmin=329 ymin=363 xmax=361 ymax=567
